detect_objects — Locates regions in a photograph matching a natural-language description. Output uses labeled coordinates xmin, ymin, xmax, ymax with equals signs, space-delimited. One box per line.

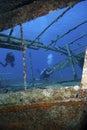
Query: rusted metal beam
xmin=0 ymin=34 xmax=68 ymax=54
xmin=55 ymin=20 xmax=87 ymax=44
xmin=7 ymin=28 xmax=14 ymax=42
xmin=20 ymin=24 xmax=27 ymax=91
xmin=66 ymin=44 xmax=78 ymax=79
xmin=29 ymin=6 xmax=72 ymax=47
xmin=0 ymin=0 xmax=83 ymax=31
xmin=52 ymin=51 xmax=85 ymax=71
xmin=47 ymin=20 xmax=87 ymax=47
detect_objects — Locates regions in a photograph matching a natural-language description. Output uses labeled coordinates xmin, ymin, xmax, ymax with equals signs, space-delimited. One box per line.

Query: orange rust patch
xmin=0 ymin=101 xmax=85 ymax=113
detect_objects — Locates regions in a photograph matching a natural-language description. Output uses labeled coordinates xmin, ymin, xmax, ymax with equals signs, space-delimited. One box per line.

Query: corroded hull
xmin=0 ymin=87 xmax=87 ymax=130
xmin=0 ymin=0 xmax=87 ymax=129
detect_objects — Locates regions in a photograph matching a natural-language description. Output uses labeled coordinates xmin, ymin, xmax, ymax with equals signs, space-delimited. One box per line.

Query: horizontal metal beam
xmin=0 ymin=34 xmax=67 ymax=54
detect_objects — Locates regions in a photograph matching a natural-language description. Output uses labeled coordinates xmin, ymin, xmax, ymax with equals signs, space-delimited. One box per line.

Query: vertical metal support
xmin=66 ymin=44 xmax=77 ymax=80
xmin=7 ymin=28 xmax=14 ymax=42
xmin=29 ymin=52 xmax=34 ymax=86
xmin=20 ymin=24 xmax=27 ymax=90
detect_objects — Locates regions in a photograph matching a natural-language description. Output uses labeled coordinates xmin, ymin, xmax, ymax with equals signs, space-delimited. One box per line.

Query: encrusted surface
xmin=0 ymin=101 xmax=87 ymax=130
xmin=0 ymin=0 xmax=87 ymax=129
xmin=0 ymin=86 xmax=87 ymax=130
xmin=0 ymin=0 xmax=83 ymax=31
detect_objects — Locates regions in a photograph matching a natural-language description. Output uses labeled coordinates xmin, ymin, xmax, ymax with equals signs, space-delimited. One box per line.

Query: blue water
xmin=0 ymin=0 xmax=87 ymax=92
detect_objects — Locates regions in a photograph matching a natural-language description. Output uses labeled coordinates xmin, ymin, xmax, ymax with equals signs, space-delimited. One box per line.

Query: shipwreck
xmin=0 ymin=0 xmax=87 ymax=130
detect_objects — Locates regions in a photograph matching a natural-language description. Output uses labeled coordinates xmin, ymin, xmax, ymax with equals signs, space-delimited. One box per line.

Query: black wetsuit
xmin=40 ymin=68 xmax=54 ymax=80
xmin=0 ymin=52 xmax=15 ymax=67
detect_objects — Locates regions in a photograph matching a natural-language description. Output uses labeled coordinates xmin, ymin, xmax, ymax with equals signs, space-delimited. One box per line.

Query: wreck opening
xmin=0 ymin=0 xmax=87 ymax=92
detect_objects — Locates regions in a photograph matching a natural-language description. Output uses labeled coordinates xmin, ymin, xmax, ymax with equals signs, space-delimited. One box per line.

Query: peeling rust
xmin=0 ymin=0 xmax=87 ymax=129
xmin=0 ymin=100 xmax=85 ymax=113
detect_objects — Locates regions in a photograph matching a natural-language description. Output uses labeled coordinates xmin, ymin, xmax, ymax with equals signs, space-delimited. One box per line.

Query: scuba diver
xmin=0 ymin=52 xmax=15 ymax=67
xmin=40 ymin=67 xmax=54 ymax=80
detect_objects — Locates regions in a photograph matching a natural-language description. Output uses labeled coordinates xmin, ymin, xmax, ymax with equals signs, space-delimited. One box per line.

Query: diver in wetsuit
xmin=40 ymin=67 xmax=54 ymax=80
xmin=0 ymin=52 xmax=15 ymax=67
